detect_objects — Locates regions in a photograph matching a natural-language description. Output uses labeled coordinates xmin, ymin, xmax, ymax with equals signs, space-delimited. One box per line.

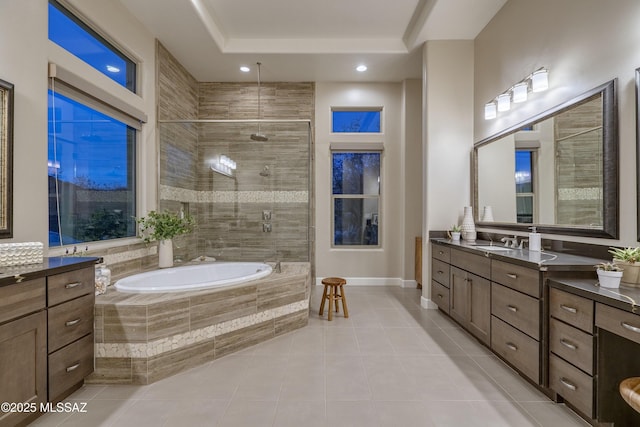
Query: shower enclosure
xmin=157 ymin=120 xmax=312 ymax=265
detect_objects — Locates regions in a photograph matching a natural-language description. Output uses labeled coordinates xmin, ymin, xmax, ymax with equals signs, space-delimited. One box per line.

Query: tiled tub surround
xmin=89 ymin=262 xmax=311 ymax=384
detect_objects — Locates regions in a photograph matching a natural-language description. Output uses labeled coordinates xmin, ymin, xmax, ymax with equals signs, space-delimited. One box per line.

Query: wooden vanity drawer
xmin=48 ymin=333 xmax=94 ymax=401
xmin=48 ymin=293 xmax=94 ymax=353
xmin=451 ymin=248 xmax=490 ymax=278
xmin=491 ymin=316 xmax=540 ymax=383
xmin=549 ymin=353 xmax=594 ymax=417
xmin=491 ymin=283 xmax=540 ymax=340
xmin=491 ymin=260 xmax=539 ymax=298
xmin=431 ymin=280 xmax=450 ymax=314
xmin=549 ymin=288 xmax=593 ymax=333
xmin=0 ymin=278 xmax=46 ymax=324
xmin=549 ymin=318 xmax=594 ymax=375
xmin=432 ymin=244 xmax=450 ymax=263
xmin=48 ymin=267 xmax=94 ymax=307
xmin=596 ymin=303 xmax=640 ymax=346
xmin=431 ymin=258 xmax=450 ymax=287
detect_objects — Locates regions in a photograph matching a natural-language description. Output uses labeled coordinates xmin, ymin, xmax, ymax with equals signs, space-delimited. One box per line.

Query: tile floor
xmin=33 ymin=286 xmax=589 ymax=426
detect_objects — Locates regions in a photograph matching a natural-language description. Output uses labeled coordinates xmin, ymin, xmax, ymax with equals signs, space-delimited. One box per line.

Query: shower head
xmin=251 ymin=133 xmax=269 ymax=142
xmin=251 ymin=62 xmax=268 ymax=142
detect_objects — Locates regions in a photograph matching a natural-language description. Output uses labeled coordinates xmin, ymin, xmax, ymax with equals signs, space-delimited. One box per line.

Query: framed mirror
xmin=0 ymin=79 xmax=13 ymax=238
xmin=474 ymin=79 xmax=618 ymax=239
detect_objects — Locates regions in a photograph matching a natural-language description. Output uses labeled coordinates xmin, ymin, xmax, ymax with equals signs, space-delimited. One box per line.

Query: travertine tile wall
xmin=157 ymin=42 xmax=314 ymax=264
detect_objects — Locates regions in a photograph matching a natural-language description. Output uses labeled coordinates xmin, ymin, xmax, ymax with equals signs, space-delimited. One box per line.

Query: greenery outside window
xmin=48 ymin=90 xmax=136 ymax=246
xmin=332 ymin=152 xmax=381 ymax=247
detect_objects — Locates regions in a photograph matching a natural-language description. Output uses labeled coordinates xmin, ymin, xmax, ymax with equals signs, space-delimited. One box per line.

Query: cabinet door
xmin=468 ymin=273 xmax=491 ymax=345
xmin=450 ymin=266 xmax=468 ymax=326
xmin=0 ymin=311 xmax=47 ymax=427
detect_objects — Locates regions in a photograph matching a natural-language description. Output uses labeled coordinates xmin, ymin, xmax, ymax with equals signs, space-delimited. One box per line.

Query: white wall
xmin=315 ymin=82 xmax=421 ymax=284
xmin=422 ymin=41 xmax=475 ymax=306
xmin=475 ymin=0 xmax=640 ymax=247
xmin=0 ymin=0 xmax=157 ymax=253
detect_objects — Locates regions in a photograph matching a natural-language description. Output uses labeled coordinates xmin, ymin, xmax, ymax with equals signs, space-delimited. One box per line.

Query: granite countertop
xmin=549 ymin=278 xmax=640 ymax=315
xmin=431 ymin=238 xmax=606 ymax=271
xmin=0 ymin=256 xmax=99 ymax=288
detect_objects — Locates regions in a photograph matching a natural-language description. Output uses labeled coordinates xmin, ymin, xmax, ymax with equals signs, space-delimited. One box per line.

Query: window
xmin=515 ymin=150 xmax=535 ymax=223
xmin=332 ymin=152 xmax=380 ymax=246
xmin=48 ymin=0 xmax=136 ymax=92
xmin=332 ymin=109 xmax=381 ymax=133
xmin=48 ymin=90 xmax=137 ymax=246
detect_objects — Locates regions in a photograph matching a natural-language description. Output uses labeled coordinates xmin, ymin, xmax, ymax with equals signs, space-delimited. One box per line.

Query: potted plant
xmin=136 ymin=210 xmax=196 ymax=268
xmin=448 ymin=225 xmax=462 ymax=241
xmin=595 ymin=262 xmax=623 ymax=288
xmin=609 ymin=247 xmax=640 ymax=287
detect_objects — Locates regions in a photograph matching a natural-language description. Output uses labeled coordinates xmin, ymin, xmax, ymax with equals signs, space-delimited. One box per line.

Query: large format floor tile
xmin=33 ymin=286 xmax=588 ymax=426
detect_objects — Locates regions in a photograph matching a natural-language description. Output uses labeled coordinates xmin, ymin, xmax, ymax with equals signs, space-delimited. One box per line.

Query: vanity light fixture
xmin=483 ymin=67 xmax=549 ymax=120
xmin=356 ymin=65 xmax=367 ymax=72
xmin=497 ymin=93 xmax=511 ymax=112
xmin=512 ymin=82 xmax=528 ymax=103
xmin=240 ymin=66 xmax=250 ymax=72
xmin=484 ymin=102 xmax=497 ymax=120
xmin=211 ymin=155 xmax=237 ymax=177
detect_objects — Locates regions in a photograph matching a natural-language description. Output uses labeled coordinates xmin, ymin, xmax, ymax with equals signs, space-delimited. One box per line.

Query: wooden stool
xmin=620 ymin=377 xmax=640 ymax=414
xmin=319 ymin=277 xmax=349 ymax=321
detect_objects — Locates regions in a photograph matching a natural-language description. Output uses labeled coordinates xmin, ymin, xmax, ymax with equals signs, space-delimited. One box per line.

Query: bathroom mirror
xmin=0 ymin=79 xmax=13 ymax=238
xmin=474 ymin=79 xmax=618 ymax=239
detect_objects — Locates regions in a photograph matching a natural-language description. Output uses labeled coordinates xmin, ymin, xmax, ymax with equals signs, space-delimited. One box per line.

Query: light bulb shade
xmin=484 ymin=102 xmax=497 ymax=120
xmin=531 ymin=69 xmax=548 ymax=92
xmin=497 ymin=93 xmax=511 ymax=112
xmin=512 ymin=82 xmax=528 ymax=103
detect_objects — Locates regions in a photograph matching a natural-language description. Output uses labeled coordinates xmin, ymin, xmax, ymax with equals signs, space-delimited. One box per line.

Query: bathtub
xmin=114 ymin=262 xmax=273 ymax=293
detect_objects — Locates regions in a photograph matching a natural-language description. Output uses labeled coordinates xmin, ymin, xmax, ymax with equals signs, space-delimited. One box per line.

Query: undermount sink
xmin=472 ymin=245 xmax=514 ymax=251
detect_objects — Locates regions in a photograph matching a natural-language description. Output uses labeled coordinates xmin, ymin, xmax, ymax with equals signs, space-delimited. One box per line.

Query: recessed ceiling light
xmin=356 ymin=65 xmax=367 ymax=72
xmin=106 ymin=65 xmax=120 ymax=73
xmin=240 ymin=66 xmax=250 ymax=72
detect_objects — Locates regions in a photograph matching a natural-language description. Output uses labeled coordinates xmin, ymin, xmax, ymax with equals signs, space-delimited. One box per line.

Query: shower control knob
xmin=262 ymin=210 xmax=272 ymax=220
xmin=263 ymin=223 xmax=272 ymax=232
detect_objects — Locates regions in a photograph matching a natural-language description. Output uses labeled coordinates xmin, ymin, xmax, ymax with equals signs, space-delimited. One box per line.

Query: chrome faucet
xmin=266 ymin=260 xmax=282 ymax=273
xmin=501 ymin=235 xmax=519 ymax=248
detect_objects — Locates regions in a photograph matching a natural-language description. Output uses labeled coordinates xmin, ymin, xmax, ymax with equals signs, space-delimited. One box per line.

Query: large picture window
xmin=332 ymin=152 xmax=381 ymax=246
xmin=48 ymin=90 xmax=136 ymax=246
xmin=49 ymin=0 xmax=136 ymax=92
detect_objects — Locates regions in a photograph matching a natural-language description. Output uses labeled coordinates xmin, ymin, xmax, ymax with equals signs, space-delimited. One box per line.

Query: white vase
xmin=461 ymin=206 xmax=476 ymax=242
xmin=482 ymin=206 xmax=494 ymax=222
xmin=158 ymin=239 xmax=174 ymax=268
xmin=597 ymin=269 xmax=622 ymax=288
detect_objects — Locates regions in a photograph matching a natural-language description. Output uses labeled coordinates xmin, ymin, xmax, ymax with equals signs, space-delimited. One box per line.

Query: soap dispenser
xmin=529 ymin=226 xmax=542 ymax=252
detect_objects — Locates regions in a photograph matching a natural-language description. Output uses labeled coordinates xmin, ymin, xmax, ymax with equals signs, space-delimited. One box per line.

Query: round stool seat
xmin=620 ymin=377 xmax=640 ymax=414
xmin=319 ymin=277 xmax=348 ymax=321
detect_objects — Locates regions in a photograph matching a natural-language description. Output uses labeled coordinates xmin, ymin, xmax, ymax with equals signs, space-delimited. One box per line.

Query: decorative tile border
xmin=557 ymin=187 xmax=601 ymax=201
xmin=96 ymin=299 xmax=309 ymax=359
xmin=160 ymin=185 xmax=308 ymax=204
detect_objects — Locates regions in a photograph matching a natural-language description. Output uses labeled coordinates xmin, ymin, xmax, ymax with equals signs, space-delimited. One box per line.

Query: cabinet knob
xmin=65 ymin=318 xmax=81 ymax=327
xmin=559 ymin=377 xmax=577 ymax=391
xmin=65 ymin=282 xmax=81 ymax=289
xmin=506 ymin=273 xmax=518 ymax=279
xmin=621 ymin=321 xmax=640 ymax=334
xmin=560 ymin=304 xmax=577 ymax=314
xmin=560 ymin=339 xmax=577 ymax=351
xmin=507 ymin=305 xmax=518 ymax=313
xmin=506 ymin=342 xmax=518 ymax=351
xmin=66 ymin=362 xmax=80 ymax=373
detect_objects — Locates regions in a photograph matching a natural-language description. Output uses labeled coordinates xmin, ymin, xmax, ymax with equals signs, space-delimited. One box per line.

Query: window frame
xmin=331 ymin=107 xmax=383 ymax=134
xmin=330 ymin=150 xmax=382 ymax=249
xmin=49 ymin=0 xmax=138 ymax=93
xmin=515 ymin=149 xmax=538 ymax=224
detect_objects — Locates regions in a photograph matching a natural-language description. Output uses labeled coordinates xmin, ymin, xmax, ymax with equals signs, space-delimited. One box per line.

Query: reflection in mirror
xmin=0 ymin=79 xmax=13 ymax=238
xmin=474 ymin=80 xmax=617 ymax=239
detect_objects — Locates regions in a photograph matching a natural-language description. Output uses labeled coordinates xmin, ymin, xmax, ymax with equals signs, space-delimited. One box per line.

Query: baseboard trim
xmin=421 ymin=296 xmax=438 ymax=309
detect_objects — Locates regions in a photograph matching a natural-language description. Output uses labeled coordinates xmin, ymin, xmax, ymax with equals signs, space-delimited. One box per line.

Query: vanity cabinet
xmin=0 ymin=279 xmax=47 ymax=427
xmin=446 ymin=247 xmax=491 ymax=345
xmin=490 ymin=259 xmax=542 ymax=384
xmin=0 ymin=258 xmax=96 ymax=426
xmin=430 ymin=244 xmax=451 ymax=314
xmin=548 ymin=288 xmax=595 ymax=418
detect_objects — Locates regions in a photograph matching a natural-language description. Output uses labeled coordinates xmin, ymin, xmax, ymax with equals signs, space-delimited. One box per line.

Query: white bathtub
xmin=114 ymin=262 xmax=273 ymax=293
